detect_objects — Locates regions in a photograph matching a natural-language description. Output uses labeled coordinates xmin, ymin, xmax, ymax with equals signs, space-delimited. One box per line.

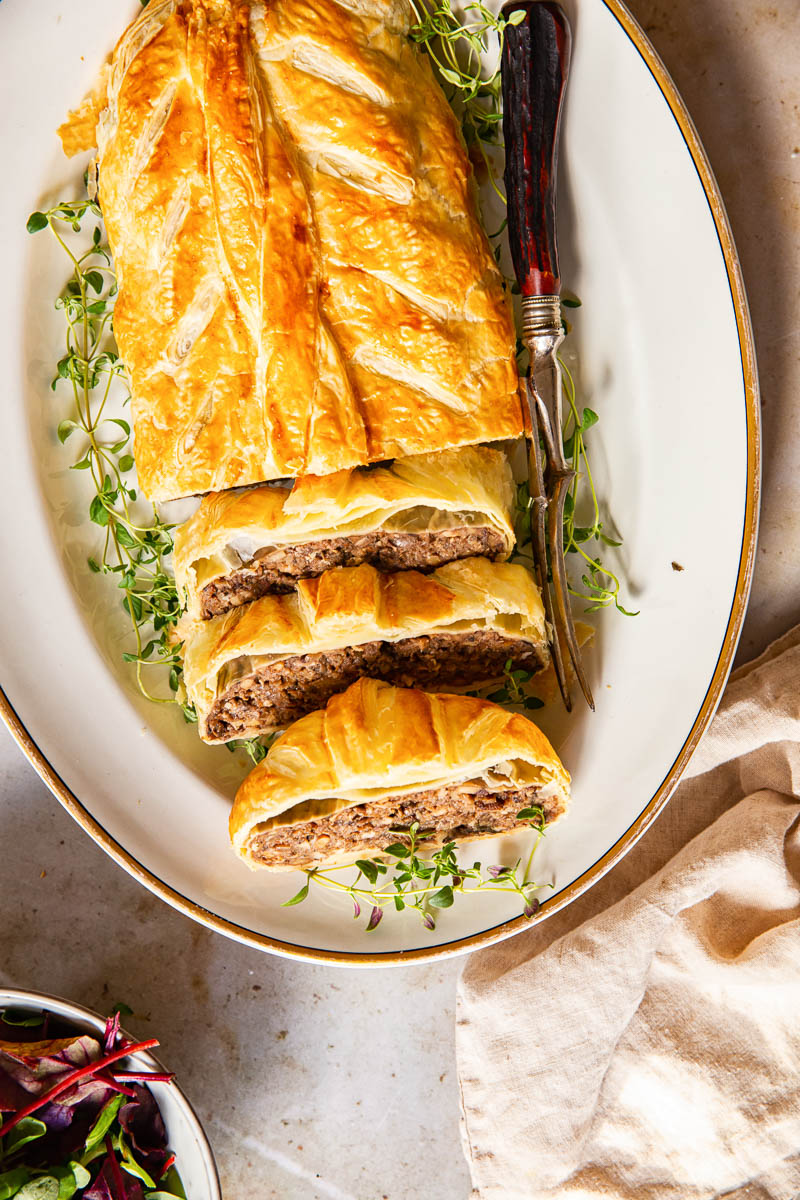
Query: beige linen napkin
xmin=457 ymin=626 xmax=800 ymax=1200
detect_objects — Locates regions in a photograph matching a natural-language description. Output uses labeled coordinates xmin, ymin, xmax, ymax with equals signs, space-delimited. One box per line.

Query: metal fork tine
xmin=548 ymin=471 xmax=596 ymax=712
xmin=526 ymin=379 xmax=573 ymax=711
xmin=526 ymin=343 xmax=595 ymax=712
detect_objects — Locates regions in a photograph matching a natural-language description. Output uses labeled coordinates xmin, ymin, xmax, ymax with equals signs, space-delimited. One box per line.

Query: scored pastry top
xmin=230 ymin=677 xmax=570 ymax=865
xmin=63 ymin=0 xmax=523 ymax=501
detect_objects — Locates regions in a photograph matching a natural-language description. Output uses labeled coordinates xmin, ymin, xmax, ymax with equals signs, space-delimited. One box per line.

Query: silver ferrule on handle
xmin=522 ymin=295 xmax=572 ymax=481
xmin=521 ymin=294 xmax=562 ymax=340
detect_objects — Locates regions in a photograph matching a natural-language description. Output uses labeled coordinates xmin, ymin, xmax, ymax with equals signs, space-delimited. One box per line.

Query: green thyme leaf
xmin=26 ymin=212 xmax=49 ymax=234
xmin=382 ymin=841 xmax=410 ymax=858
xmin=57 ymin=419 xmax=78 ymax=443
xmin=282 ymin=882 xmax=310 ymax=907
xmin=355 ymin=859 xmax=380 ymax=885
xmin=42 ymin=192 xmax=189 ymax=709
xmin=89 ymin=495 xmax=109 ymax=527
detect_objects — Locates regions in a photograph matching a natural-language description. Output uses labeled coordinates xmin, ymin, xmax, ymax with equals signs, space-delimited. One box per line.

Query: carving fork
xmin=501 ymin=0 xmax=594 ymax=711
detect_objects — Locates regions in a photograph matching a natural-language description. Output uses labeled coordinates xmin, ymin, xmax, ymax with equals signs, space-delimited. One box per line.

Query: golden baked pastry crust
xmin=230 ymin=677 xmax=570 ymax=868
xmin=63 ymin=0 xmax=522 ymax=501
xmin=173 ymin=445 xmax=517 ymax=619
xmin=181 ymin=556 xmax=548 ymax=740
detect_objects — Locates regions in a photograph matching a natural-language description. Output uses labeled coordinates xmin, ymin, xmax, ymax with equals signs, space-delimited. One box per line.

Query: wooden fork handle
xmin=501 ymin=1 xmax=572 ymax=298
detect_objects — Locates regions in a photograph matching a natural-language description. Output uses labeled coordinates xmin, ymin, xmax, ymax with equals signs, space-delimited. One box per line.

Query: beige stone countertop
xmin=1 ymin=1 xmax=798 ymax=1197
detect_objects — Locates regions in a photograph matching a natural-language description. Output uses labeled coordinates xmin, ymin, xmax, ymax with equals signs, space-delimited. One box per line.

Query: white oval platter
xmin=0 ymin=0 xmax=758 ymax=963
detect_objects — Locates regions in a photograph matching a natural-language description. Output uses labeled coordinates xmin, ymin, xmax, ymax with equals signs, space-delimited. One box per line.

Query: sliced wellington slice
xmin=230 ymin=677 xmax=570 ymax=870
xmin=173 ymin=445 xmax=516 ymax=620
xmin=181 ymin=557 xmax=548 ymax=743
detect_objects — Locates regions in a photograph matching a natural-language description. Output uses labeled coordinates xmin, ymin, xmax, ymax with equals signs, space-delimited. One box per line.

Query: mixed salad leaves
xmin=0 ymin=1008 xmax=184 ymax=1200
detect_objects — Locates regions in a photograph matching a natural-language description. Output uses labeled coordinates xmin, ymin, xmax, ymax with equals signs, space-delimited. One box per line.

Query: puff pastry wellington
xmin=173 ymin=445 xmax=516 ymax=620
xmin=181 ymin=557 xmax=549 ymax=742
xmin=230 ymin=678 xmax=570 ymax=869
xmin=62 ymin=0 xmax=523 ymax=501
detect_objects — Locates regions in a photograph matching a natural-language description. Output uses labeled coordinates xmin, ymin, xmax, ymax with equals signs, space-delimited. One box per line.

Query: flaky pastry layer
xmin=181 ymin=557 xmax=547 ymax=740
xmin=173 ymin=446 xmax=516 ymax=619
xmin=230 ymin=678 xmax=570 ymax=869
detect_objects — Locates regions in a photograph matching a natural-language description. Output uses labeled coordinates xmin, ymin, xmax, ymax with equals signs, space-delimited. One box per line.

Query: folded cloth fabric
xmin=457 ymin=626 xmax=800 ymax=1200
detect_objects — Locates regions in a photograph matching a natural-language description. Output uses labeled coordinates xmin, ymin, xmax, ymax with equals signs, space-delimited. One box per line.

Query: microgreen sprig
xmin=413 ymin=3 xmax=634 ymax=621
xmin=483 ymin=658 xmax=545 ymax=711
xmin=409 ymin=0 xmax=524 ymax=200
xmin=558 ymin=359 xmax=638 ymax=615
xmin=225 ymin=734 xmax=277 ymax=767
xmin=512 ymin=313 xmax=635 ymax=616
xmin=283 ymin=816 xmax=551 ymax=931
xmin=520 ymin=403 xmax=638 ymax=614
xmin=27 ymin=200 xmax=193 ymax=713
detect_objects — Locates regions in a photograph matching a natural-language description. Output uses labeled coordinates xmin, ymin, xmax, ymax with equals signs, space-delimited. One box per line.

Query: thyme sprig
xmin=283 ymin=816 xmax=551 ymax=931
xmin=409 ymin=0 xmax=524 ymax=200
xmin=28 ymin=200 xmax=190 ymax=711
xmin=412 ymin=2 xmax=633 ymax=621
xmin=559 ymin=359 xmax=638 ymax=615
xmin=225 ymin=735 xmax=276 ymax=767
xmin=485 ymin=659 xmax=545 ymax=711
xmin=512 ymin=356 xmax=635 ymax=616
xmin=511 ymin=323 xmax=635 ymax=615
xmin=466 ymin=659 xmax=544 ymax=711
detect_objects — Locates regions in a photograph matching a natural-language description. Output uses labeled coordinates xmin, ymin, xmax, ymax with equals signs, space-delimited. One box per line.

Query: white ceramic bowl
xmin=0 ymin=988 xmax=221 ymax=1200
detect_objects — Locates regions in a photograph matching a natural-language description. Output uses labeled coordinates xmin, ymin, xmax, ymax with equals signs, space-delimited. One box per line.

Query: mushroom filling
xmin=206 ymin=630 xmax=547 ymax=741
xmin=249 ymin=781 xmax=563 ymax=868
